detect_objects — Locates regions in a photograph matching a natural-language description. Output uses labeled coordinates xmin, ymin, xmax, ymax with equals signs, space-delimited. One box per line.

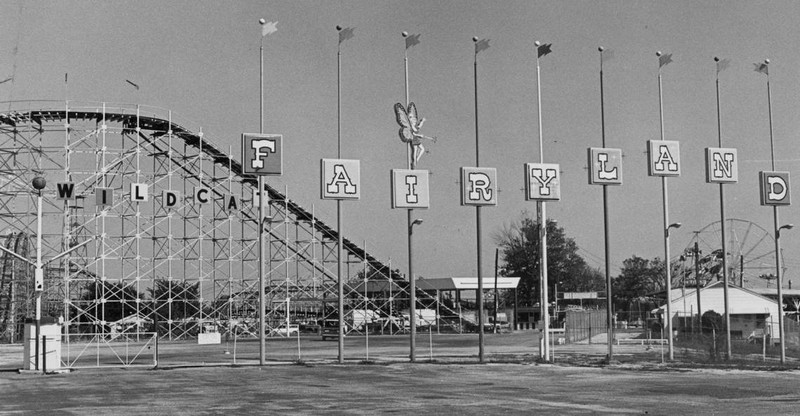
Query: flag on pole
xmin=405 ymin=33 xmax=421 ymax=49
xmin=64 ymin=73 xmax=68 ymax=84
xmin=261 ymin=21 xmax=278 ymax=37
xmin=126 ymin=79 xmax=140 ymax=90
xmin=601 ymin=48 xmax=614 ymax=63
xmin=659 ymin=53 xmax=673 ymax=68
xmin=339 ymin=27 xmax=355 ymax=44
xmin=716 ymin=58 xmax=730 ymax=74
xmin=754 ymin=62 xmax=768 ymax=75
xmin=537 ymin=43 xmax=552 ymax=58
xmin=475 ymin=38 xmax=490 ymax=54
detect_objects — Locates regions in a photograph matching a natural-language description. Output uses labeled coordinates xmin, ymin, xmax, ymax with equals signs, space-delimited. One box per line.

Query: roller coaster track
xmin=0 ymin=105 xmax=392 ymax=278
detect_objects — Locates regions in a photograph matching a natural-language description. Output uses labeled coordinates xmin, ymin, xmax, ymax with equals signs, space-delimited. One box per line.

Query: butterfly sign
xmin=393 ymin=102 xmax=436 ymax=164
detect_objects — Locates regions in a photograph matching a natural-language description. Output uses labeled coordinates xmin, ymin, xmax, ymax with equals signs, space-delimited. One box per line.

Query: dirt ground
xmin=2 ymin=332 xmax=799 ymax=414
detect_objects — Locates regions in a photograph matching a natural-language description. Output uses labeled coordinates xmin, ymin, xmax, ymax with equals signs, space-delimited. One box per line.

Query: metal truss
xmin=0 ymin=100 xmax=457 ymax=343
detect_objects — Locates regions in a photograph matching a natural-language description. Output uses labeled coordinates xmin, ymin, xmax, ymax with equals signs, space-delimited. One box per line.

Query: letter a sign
xmin=460 ymin=167 xmax=497 ymax=206
xmin=321 ymin=159 xmax=361 ymax=200
xmin=705 ymin=147 xmax=738 ymax=183
xmin=242 ymin=133 xmax=283 ymax=176
xmin=525 ymin=163 xmax=561 ymax=201
xmin=588 ymin=148 xmax=623 ymax=185
xmin=391 ymin=169 xmax=430 ymax=209
xmin=647 ymin=140 xmax=680 ymax=177
xmin=759 ymin=171 xmax=790 ymax=206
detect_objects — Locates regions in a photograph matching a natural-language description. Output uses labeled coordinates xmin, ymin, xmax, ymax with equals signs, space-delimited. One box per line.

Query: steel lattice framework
xmin=0 ymin=100 xmax=449 ymax=342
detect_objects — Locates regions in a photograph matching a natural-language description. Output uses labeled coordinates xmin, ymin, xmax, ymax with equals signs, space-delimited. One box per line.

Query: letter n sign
xmin=321 ymin=159 xmax=360 ymax=200
xmin=525 ymin=163 xmax=561 ymax=201
xmin=460 ymin=167 xmax=497 ymax=206
xmin=705 ymin=147 xmax=738 ymax=183
xmin=759 ymin=171 xmax=790 ymax=206
xmin=588 ymin=148 xmax=623 ymax=185
xmin=241 ymin=133 xmax=283 ymax=176
xmin=647 ymin=140 xmax=680 ymax=176
xmin=391 ymin=169 xmax=430 ymax=209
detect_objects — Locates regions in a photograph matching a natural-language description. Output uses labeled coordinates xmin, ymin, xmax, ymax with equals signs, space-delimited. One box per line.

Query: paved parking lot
xmin=2 ymin=332 xmax=800 ymax=414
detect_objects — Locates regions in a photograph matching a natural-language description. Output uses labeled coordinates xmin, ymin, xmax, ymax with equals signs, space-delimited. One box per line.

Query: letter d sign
xmin=759 ymin=171 xmax=790 ymax=206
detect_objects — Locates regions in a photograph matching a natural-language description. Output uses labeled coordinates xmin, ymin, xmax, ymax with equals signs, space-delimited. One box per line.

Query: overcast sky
xmin=2 ymin=0 xmax=800 ymax=283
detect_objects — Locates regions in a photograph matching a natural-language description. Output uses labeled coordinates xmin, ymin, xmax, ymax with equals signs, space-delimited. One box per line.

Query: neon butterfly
xmin=394 ymin=102 xmax=436 ymax=164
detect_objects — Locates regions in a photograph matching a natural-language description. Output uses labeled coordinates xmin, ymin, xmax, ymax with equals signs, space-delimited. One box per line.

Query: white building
xmin=653 ymin=281 xmax=781 ymax=342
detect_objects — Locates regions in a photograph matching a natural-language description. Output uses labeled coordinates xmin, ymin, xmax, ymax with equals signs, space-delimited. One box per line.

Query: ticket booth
xmin=22 ymin=318 xmax=62 ymax=372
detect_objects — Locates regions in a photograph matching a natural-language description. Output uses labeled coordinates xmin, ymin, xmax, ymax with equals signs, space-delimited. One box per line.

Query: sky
xmin=2 ymin=0 xmax=800 ymax=284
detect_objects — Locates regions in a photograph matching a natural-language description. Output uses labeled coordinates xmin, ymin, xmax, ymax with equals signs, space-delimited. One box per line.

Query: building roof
xmin=416 ymin=277 xmax=520 ymax=291
xmin=653 ymin=281 xmax=779 ymax=315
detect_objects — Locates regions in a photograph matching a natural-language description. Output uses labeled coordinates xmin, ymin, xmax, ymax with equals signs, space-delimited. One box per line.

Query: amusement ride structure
xmin=0 ymin=100 xmax=458 ymax=343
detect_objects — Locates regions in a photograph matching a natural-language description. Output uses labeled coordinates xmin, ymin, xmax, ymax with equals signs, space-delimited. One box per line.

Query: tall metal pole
xmin=714 ymin=57 xmax=732 ymax=361
xmin=694 ymin=239 xmax=702 ymax=326
xmin=764 ymin=59 xmax=786 ymax=364
xmin=403 ymin=32 xmax=417 ymax=362
xmin=473 ymin=38 xmax=485 ymax=363
xmin=336 ymin=27 xmax=345 ymax=364
xmin=599 ymin=46 xmax=614 ymax=362
xmin=35 ymin=188 xmax=43 ymax=372
xmin=535 ymin=41 xmax=550 ymax=362
xmin=657 ymin=53 xmax=674 ymax=361
xmin=257 ymin=22 xmax=266 ymax=366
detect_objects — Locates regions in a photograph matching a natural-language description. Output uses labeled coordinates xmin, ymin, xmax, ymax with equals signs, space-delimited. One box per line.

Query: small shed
xmin=653 ymin=281 xmax=780 ymax=341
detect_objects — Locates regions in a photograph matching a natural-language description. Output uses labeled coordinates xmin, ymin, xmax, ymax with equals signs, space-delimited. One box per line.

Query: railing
xmin=62 ymin=332 xmax=157 ymax=369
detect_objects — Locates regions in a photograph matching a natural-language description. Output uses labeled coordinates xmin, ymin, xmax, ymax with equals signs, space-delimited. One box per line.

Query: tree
xmin=148 ymin=279 xmax=201 ymax=322
xmin=72 ymin=281 xmax=141 ymax=333
xmin=612 ymin=255 xmax=665 ymax=312
xmin=495 ymin=215 xmax=603 ymax=307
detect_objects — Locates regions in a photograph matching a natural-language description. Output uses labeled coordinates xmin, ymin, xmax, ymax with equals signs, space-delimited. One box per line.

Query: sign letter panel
xmin=391 ymin=169 xmax=430 ymax=209
xmin=647 ymin=140 xmax=681 ymax=177
xmin=705 ymin=147 xmax=738 ymax=183
xmin=460 ymin=167 xmax=497 ymax=206
xmin=321 ymin=159 xmax=361 ymax=200
xmin=525 ymin=163 xmax=561 ymax=201
xmin=759 ymin=171 xmax=790 ymax=206
xmin=588 ymin=148 xmax=623 ymax=185
xmin=242 ymin=133 xmax=283 ymax=176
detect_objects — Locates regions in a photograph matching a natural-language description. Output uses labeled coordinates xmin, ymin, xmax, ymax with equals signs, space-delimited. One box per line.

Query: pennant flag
xmin=537 ymin=43 xmax=552 ymax=58
xmin=601 ymin=48 xmax=614 ymax=63
xmin=64 ymin=73 xmax=68 ymax=84
xmin=715 ymin=58 xmax=730 ymax=74
xmin=261 ymin=21 xmax=278 ymax=37
xmin=475 ymin=38 xmax=490 ymax=54
xmin=405 ymin=33 xmax=421 ymax=49
xmin=753 ymin=62 xmax=769 ymax=75
xmin=0 ymin=76 xmax=13 ymax=85
xmin=658 ymin=53 xmax=673 ymax=68
xmin=126 ymin=79 xmax=140 ymax=90
xmin=339 ymin=27 xmax=355 ymax=44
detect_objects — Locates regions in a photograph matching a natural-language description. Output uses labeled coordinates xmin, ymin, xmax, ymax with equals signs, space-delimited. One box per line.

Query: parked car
xmin=320 ymin=319 xmax=345 ymax=340
xmin=271 ymin=324 xmax=299 ymax=337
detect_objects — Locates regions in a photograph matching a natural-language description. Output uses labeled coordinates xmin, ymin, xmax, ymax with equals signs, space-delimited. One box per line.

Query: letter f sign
xmin=251 ymin=139 xmax=276 ymax=169
xmin=242 ymin=133 xmax=283 ymax=175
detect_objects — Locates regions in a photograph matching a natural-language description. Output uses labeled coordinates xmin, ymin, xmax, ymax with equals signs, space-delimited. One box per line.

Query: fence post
xmin=42 ymin=335 xmax=47 ymax=374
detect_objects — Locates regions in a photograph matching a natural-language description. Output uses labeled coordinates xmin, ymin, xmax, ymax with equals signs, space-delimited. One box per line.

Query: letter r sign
xmin=460 ymin=167 xmax=497 ymax=206
xmin=242 ymin=133 xmax=283 ymax=175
